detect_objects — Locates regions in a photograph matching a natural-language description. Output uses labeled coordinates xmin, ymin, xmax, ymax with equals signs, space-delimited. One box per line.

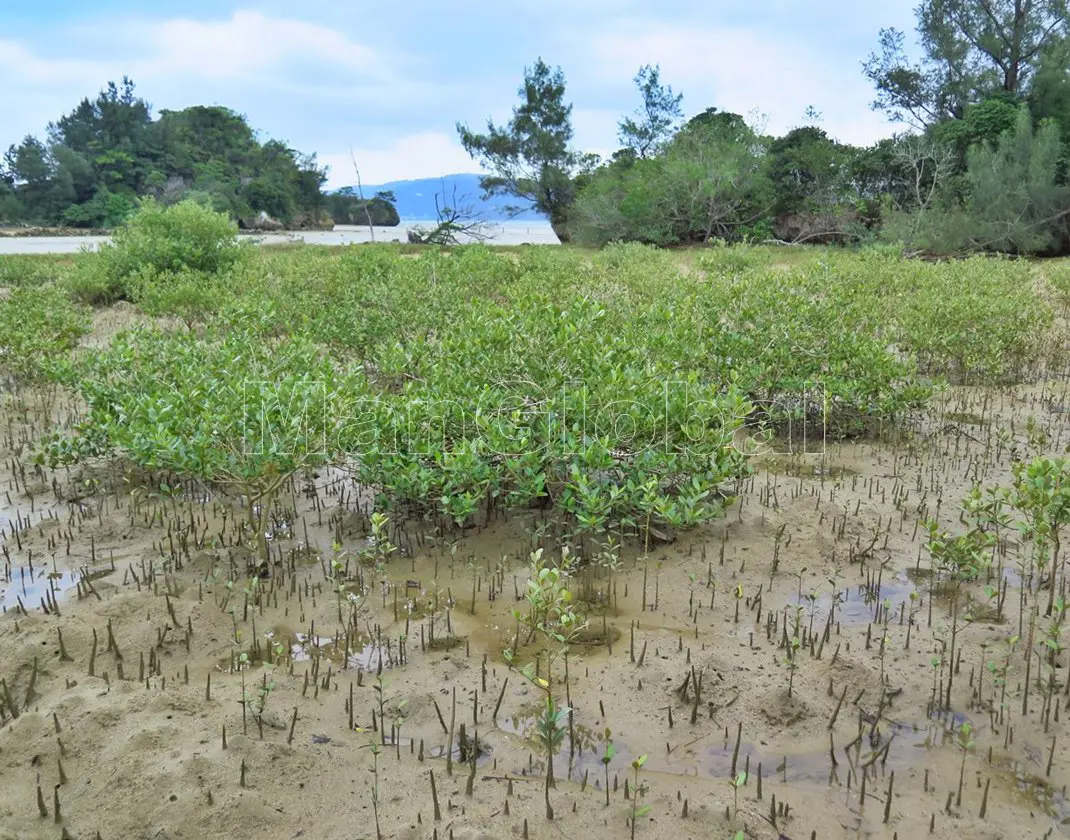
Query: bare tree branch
xmin=348 ymin=144 xmax=375 ymax=242
xmin=408 ymin=182 xmax=492 ymax=246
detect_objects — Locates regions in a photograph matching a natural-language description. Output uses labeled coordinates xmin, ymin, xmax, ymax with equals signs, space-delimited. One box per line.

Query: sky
xmin=0 ymin=1 xmax=918 ymax=189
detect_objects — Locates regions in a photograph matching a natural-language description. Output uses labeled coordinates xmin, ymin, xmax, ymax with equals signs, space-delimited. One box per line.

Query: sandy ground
xmin=1 ymin=356 xmax=1069 ymax=839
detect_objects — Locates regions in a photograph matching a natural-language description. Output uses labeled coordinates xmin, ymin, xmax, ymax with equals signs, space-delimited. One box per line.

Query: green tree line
xmin=459 ymin=0 xmax=1070 ymax=254
xmin=0 ymin=78 xmax=397 ymax=229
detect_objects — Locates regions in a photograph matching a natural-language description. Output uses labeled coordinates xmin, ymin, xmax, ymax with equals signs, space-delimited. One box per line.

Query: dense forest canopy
xmin=0 ymin=78 xmax=396 ymax=229
xmin=457 ymin=1 xmax=1070 ymax=254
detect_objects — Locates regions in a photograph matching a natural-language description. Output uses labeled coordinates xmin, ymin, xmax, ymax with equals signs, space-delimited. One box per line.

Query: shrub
xmin=0 ymin=284 xmax=90 ymax=384
xmin=893 ymin=256 xmax=1053 ymax=382
xmin=130 ymin=267 xmax=227 ymax=328
xmin=40 ymin=326 xmax=353 ymax=564
xmin=63 ymin=257 xmax=126 ymax=306
xmin=0 ymin=255 xmax=73 ymax=288
xmin=97 ymin=198 xmax=245 ymax=292
xmin=1045 ymin=261 xmax=1070 ymax=308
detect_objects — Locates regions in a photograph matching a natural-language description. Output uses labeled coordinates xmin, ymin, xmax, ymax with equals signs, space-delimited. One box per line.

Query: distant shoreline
xmin=0 ymin=226 xmax=110 ymax=238
xmin=0 ymin=218 xmax=549 ymax=238
xmin=0 ymin=221 xmax=559 ymax=254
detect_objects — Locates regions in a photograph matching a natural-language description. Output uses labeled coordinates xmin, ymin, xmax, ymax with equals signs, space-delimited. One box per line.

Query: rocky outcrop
xmin=244 ymin=211 xmax=285 ymax=232
xmin=291 ymin=212 xmax=335 ymax=231
xmin=328 ymin=195 xmax=400 ymax=227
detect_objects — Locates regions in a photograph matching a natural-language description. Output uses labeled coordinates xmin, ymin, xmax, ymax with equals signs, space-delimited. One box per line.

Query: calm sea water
xmin=0 ymin=220 xmax=559 ymax=254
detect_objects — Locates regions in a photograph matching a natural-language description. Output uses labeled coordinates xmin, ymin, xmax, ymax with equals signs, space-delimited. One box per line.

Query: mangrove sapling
xmin=929 ymin=655 xmax=944 ymax=716
xmin=240 ymin=641 xmax=285 ymax=739
xmin=504 ymin=547 xmax=586 ymax=820
xmin=877 ymin=597 xmax=893 ymax=684
xmin=1011 ymin=457 xmax=1070 ymax=617
xmin=906 ymin=590 xmax=921 ymax=650
xmin=601 ymin=729 xmax=616 ymax=807
xmin=328 ymin=541 xmax=373 ymax=646
xmin=371 ymin=677 xmax=409 ymax=747
xmin=328 ymin=542 xmax=351 ymax=625
xmin=730 ymin=771 xmax=747 ymax=826
xmin=1024 ymin=600 xmax=1040 ymax=715
xmin=1038 ymin=598 xmax=1066 ymax=724
xmin=784 ymin=634 xmax=801 ymax=699
xmin=784 ymin=605 xmax=803 ymax=698
xmin=592 ymin=538 xmax=622 ymax=614
xmin=770 ymin=523 xmax=788 ymax=586
xmin=986 ymin=634 xmax=1019 ymax=723
xmin=925 ymin=518 xmax=994 ymax=708
xmin=367 ymin=741 xmax=384 ymax=840
xmin=963 ymin=484 xmax=1013 ymax=546
xmin=802 ymin=586 xmax=822 ymax=642
xmin=394 ymin=701 xmax=409 ymax=759
xmin=361 ymin=512 xmax=398 ymax=581
xmin=1042 ymin=598 xmax=1066 ymax=674
xmin=630 ymin=755 xmax=650 ymax=840
xmin=373 ymin=677 xmax=389 ymax=745
xmin=955 ymin=722 xmax=975 ymax=808
xmin=533 ymin=695 xmax=570 ymax=818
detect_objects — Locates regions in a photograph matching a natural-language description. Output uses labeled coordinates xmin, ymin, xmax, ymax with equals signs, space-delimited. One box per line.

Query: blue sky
xmin=1 ymin=1 xmax=918 ymax=188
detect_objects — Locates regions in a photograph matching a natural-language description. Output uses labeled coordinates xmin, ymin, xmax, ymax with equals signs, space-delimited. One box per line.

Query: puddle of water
xmin=0 ymin=567 xmax=72 ymax=611
xmin=288 ymin=632 xmax=399 ymax=672
xmin=485 ymin=695 xmax=1014 ymax=797
xmin=0 ymin=496 xmax=62 ymax=536
xmin=0 ymin=565 xmax=110 ymax=611
xmin=493 ymin=714 xmax=610 ymax=781
xmin=794 ymin=569 xmax=919 ymax=627
xmin=797 ymin=564 xmax=1016 ymax=631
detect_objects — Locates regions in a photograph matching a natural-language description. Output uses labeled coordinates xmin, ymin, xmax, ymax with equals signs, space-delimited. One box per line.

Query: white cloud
xmin=0 ymin=41 xmax=101 ymax=141
xmin=586 ymin=22 xmax=895 ymax=145
xmin=1 ymin=11 xmax=387 ymax=90
xmin=145 ymin=11 xmax=384 ymax=82
xmin=319 ymin=132 xmax=482 ymax=188
xmin=0 ymin=10 xmax=407 ymax=148
xmin=0 ymin=40 xmax=103 ymax=86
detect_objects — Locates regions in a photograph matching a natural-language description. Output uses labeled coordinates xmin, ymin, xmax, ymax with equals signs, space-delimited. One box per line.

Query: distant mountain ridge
xmin=348 ymin=174 xmax=544 ymax=222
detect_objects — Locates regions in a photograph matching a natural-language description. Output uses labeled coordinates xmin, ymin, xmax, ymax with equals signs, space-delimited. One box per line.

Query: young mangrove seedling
xmin=1011 ymin=457 xmax=1070 ymax=618
xmin=601 ymin=729 xmax=616 ymax=807
xmin=504 ymin=547 xmax=587 ymax=820
xmin=784 ymin=605 xmax=802 ymax=698
xmin=929 ymin=654 xmax=943 ymax=716
xmin=1038 ymin=598 xmax=1066 ymax=721
xmin=956 ymin=721 xmax=975 ymax=807
xmin=630 ymin=754 xmax=650 ymax=840
xmin=926 ymin=518 xmax=994 ymax=708
xmin=360 ymin=739 xmax=385 ymax=840
xmin=361 ymin=512 xmax=398 ymax=582
xmin=242 ymin=641 xmax=284 ymax=739
xmin=878 ymin=597 xmax=892 ymax=684
xmin=730 ymin=770 xmax=747 ymax=824
xmin=986 ymin=633 xmax=1019 ymax=723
